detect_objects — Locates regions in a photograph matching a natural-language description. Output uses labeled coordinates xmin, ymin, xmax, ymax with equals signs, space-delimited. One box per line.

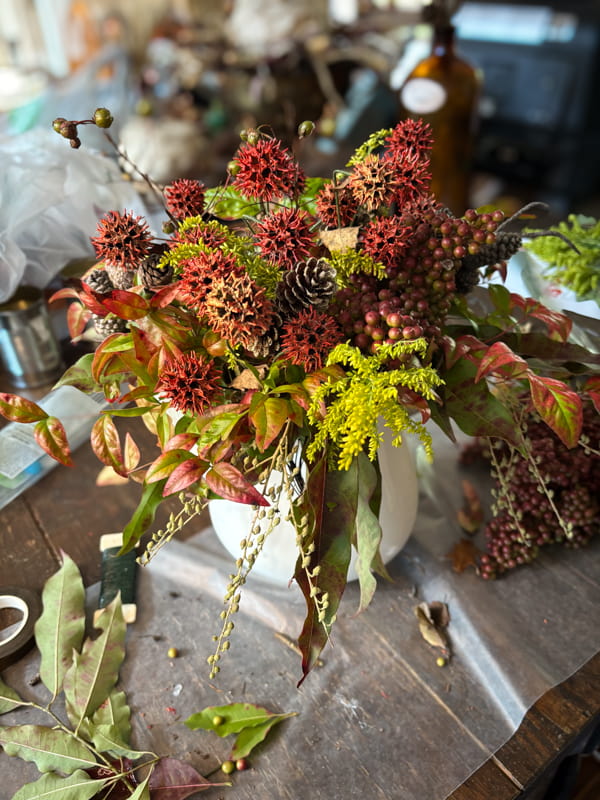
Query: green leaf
xmin=34 ymin=417 xmax=73 ymax=467
xmin=88 ymin=724 xmax=150 ymax=759
xmin=230 ymin=715 xmax=294 ymax=760
xmin=35 ymin=553 xmax=85 ymax=698
xmin=353 ymin=452 xmax=385 ymax=613
xmin=63 ymin=596 xmax=126 ymax=726
xmin=53 ymin=354 xmax=100 ymax=393
xmin=12 ymin=770 xmax=107 ymax=800
xmin=91 ymin=689 xmax=131 ymax=745
xmin=248 ymin=395 xmax=289 ymax=451
xmin=185 ymin=703 xmax=296 ymax=739
xmin=0 ymin=679 xmax=24 ymax=714
xmin=126 ymin=773 xmax=151 ymax=800
xmin=528 ymin=374 xmax=583 ymax=448
xmin=0 ymin=393 xmax=48 ymax=423
xmin=121 ymin=480 xmax=166 ymax=554
xmin=0 ymin=725 xmax=98 ymax=773
xmin=293 ymin=452 xmax=353 ymax=684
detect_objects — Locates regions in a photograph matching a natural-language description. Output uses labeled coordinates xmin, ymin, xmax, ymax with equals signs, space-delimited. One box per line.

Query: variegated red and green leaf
xmin=149 ymin=283 xmax=180 ymax=309
xmin=509 ymin=293 xmax=572 ymax=342
xmin=475 ymin=341 xmax=529 ymax=382
xmin=146 ymin=449 xmax=198 ymax=484
xmin=163 ymin=456 xmax=208 ymax=496
xmin=528 ymin=374 xmax=583 ymax=448
xmin=34 ymin=417 xmax=73 ymax=467
xmin=583 ymin=376 xmax=600 ymax=413
xmin=203 ymin=461 xmax=269 ymax=506
xmin=100 ymin=288 xmax=150 ymax=320
xmin=248 ymin=394 xmax=289 ymax=451
xmin=0 ymin=393 xmax=48 ymax=423
xmin=66 ymin=301 xmax=92 ymax=339
xmin=91 ymin=415 xmax=127 ymax=477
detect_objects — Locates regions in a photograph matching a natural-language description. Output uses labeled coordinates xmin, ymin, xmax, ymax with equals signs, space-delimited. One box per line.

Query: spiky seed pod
xmin=164 ymin=179 xmax=206 ymax=219
xmin=138 ymin=253 xmax=174 ymax=289
xmin=275 ymin=258 xmax=337 ymax=317
xmin=92 ymin=314 xmax=128 ymax=338
xmin=84 ymin=268 xmax=113 ymax=294
xmin=91 ymin=210 xmax=153 ymax=268
xmin=105 ymin=263 xmax=134 ymax=290
xmin=205 ymin=273 xmax=275 ymax=349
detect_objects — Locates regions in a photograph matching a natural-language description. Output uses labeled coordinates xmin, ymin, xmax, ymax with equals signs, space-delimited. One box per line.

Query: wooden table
xmin=1 ymin=422 xmax=599 ymax=799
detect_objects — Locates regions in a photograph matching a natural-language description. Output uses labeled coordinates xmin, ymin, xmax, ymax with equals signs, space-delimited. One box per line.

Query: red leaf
xmin=34 ymin=417 xmax=73 ymax=466
xmin=66 ymin=301 xmax=92 ymax=339
xmin=475 ymin=341 xmax=529 ymax=382
xmin=529 ymin=375 xmax=583 ymax=448
xmin=149 ymin=756 xmax=226 ymax=798
xmin=248 ymin=395 xmax=289 ymax=451
xmin=509 ymin=294 xmax=572 ymax=342
xmin=150 ymin=283 xmax=180 ymax=309
xmin=0 ymin=393 xmax=48 ymax=423
xmin=101 ymin=289 xmax=150 ymax=320
xmin=164 ymin=432 xmax=200 ymax=452
xmin=49 ymin=286 xmax=83 ymax=303
xmin=163 ymin=457 xmax=208 ymax=496
xmin=146 ymin=449 xmax=197 ymax=483
xmin=78 ymin=286 xmax=111 ymax=315
xmin=204 ymin=462 xmax=269 ymax=505
xmin=91 ymin=415 xmax=127 ymax=476
xmin=443 ymin=335 xmax=488 ymax=369
xmin=584 ymin=376 xmax=600 ymax=414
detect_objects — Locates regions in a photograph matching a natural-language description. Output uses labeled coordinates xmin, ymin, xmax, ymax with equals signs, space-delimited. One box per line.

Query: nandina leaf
xmin=66 ymin=300 xmax=91 ymax=339
xmin=91 ymin=689 xmax=132 ymax=746
xmin=11 ymin=769 xmax=108 ymax=800
xmin=53 ymin=353 xmax=99 ymax=393
xmin=153 ymin=453 xmax=203 ymax=492
xmin=528 ymin=374 xmax=583 ymax=448
xmin=0 ymin=725 xmax=98 ymax=774
xmin=0 ymin=393 xmax=48 ymax=423
xmin=294 ymin=452 xmax=353 ymax=685
xmin=164 ymin=432 xmax=200 ymax=452
xmin=34 ymin=417 xmax=73 ymax=466
xmin=584 ymin=376 xmax=600 ymax=413
xmin=123 ymin=432 xmax=140 ymax=472
xmin=121 ymin=480 xmax=166 ymax=553
xmin=91 ymin=415 xmax=127 ymax=476
xmin=78 ymin=286 xmax=109 ymax=315
xmin=35 ymin=553 xmax=85 ymax=698
xmin=442 ymin=335 xmax=488 ymax=369
xmin=203 ymin=462 xmax=269 ymax=505
xmin=150 ymin=756 xmax=229 ymax=798
xmin=0 ymin=679 xmax=23 ymax=714
xmin=475 ymin=341 xmax=529 ymax=382
xmin=150 ymin=282 xmax=180 ymax=308
xmin=100 ymin=288 xmax=150 ymax=319
xmin=185 ymin=703 xmax=296 ymax=738
xmin=509 ymin=293 xmax=572 ymax=341
xmin=63 ymin=595 xmax=126 ymax=725
xmin=248 ymin=394 xmax=289 ymax=451
xmin=49 ymin=286 xmax=83 ymax=303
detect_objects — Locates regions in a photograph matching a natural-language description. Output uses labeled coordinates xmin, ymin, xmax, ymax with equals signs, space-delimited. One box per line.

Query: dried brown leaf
xmin=446 ymin=538 xmax=481 ymax=573
xmin=231 ymin=367 xmax=265 ymax=391
xmin=457 ymin=479 xmax=484 ymax=534
xmin=320 ymin=226 xmax=360 ymax=253
xmin=414 ymin=602 xmax=449 ymax=651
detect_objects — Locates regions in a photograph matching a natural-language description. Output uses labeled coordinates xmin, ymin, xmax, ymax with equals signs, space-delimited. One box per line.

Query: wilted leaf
xmin=35 ymin=553 xmax=85 ymax=698
xmin=11 ymin=770 xmax=108 ymax=800
xmin=0 ymin=679 xmax=23 ymax=714
xmin=231 ymin=368 xmax=263 ymax=391
xmin=320 ymin=226 xmax=360 ymax=252
xmin=414 ymin=602 xmax=450 ymax=652
xmin=149 ymin=757 xmax=229 ymax=798
xmin=88 ymin=724 xmax=147 ymax=759
xmin=446 ymin=538 xmax=482 ymax=573
xmin=456 ymin=479 xmax=484 ymax=534
xmin=0 ymin=725 xmax=98 ymax=774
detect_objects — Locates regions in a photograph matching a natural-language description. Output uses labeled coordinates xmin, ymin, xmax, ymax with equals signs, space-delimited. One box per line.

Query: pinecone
xmin=92 ymin=314 xmax=128 ymax=339
xmin=275 ymin=257 xmax=337 ymax=317
xmin=245 ymin=310 xmax=282 ymax=360
xmin=138 ymin=253 xmax=174 ymax=289
xmin=455 ymin=232 xmax=522 ymax=294
xmin=105 ymin=263 xmax=134 ymax=290
xmin=84 ymin=268 xmax=113 ymax=294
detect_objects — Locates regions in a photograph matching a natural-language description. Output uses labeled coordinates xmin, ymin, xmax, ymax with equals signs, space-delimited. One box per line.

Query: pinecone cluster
xmin=275 ymin=258 xmax=337 ymax=318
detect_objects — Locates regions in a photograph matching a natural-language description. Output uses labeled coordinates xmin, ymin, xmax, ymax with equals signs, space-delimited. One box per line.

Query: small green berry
xmin=93 ymin=107 xmax=114 ymax=128
xmin=436 ymin=656 xmax=447 ymax=667
xmin=212 ymin=715 xmax=224 ymax=727
xmin=239 ymin=128 xmax=249 ymax=141
xmin=52 ymin=117 xmax=67 ymax=133
xmin=162 ymin=220 xmax=176 ymax=234
xmin=298 ymin=120 xmax=315 ymax=138
xmin=246 ymin=130 xmax=259 ymax=146
xmin=227 ymin=160 xmax=240 ymax=176
xmin=167 ymin=647 xmax=179 ymax=658
xmin=221 ymin=760 xmax=236 ymax=774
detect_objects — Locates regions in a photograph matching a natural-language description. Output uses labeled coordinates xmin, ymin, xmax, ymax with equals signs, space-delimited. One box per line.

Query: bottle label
xmin=400 ymin=78 xmax=447 ymax=114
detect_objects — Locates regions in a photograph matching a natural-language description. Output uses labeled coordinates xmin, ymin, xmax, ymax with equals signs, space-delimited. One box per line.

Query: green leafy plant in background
xmin=524 ymin=214 xmax=600 ymax=304
xmin=0 ymin=554 xmax=229 ymax=799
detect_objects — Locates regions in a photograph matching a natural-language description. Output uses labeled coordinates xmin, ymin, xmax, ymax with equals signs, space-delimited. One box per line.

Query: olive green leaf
xmin=185 ymin=702 xmax=297 ymax=738
xmin=0 ymin=678 xmax=24 ymax=714
xmin=90 ymin=689 xmax=132 ymax=744
xmin=0 ymin=725 xmax=98 ymax=773
xmin=34 ymin=553 xmax=85 ymax=698
xmin=229 ymin=718 xmax=289 ymax=760
xmin=11 ymin=769 xmax=108 ymax=800
xmin=88 ymin=724 xmax=152 ymax=760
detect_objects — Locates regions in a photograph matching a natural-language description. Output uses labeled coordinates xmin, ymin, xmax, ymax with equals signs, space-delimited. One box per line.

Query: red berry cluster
xmin=332 ymin=207 xmax=505 ymax=354
xmin=469 ymin=407 xmax=600 ymax=579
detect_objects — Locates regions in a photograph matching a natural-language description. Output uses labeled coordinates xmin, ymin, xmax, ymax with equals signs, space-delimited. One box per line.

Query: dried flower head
xmin=205 ymin=272 xmax=275 ymax=349
xmin=388 ymin=150 xmax=431 ymax=208
xmin=233 ymin=137 xmax=305 ymax=202
xmin=178 ymin=249 xmax=241 ymax=311
xmin=91 ymin=210 xmax=153 ymax=269
xmin=280 ymin=307 xmax=343 ymax=373
xmin=157 ymin=351 xmax=222 ymax=416
xmin=164 ymin=179 xmax=206 ymax=219
xmin=385 ymin=119 xmax=433 ymax=160
xmin=315 ymin=181 xmax=360 ymax=229
xmin=254 ymin=208 xmax=313 ymax=268
xmin=348 ymin=154 xmax=397 ymax=212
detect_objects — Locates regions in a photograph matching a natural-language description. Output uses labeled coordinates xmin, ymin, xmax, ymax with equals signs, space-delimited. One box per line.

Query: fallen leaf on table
xmin=446 ymin=538 xmax=482 ymax=573
xmin=149 ymin=757 xmax=230 ymax=798
xmin=320 ymin=226 xmax=360 ymax=253
xmin=414 ymin=601 xmax=450 ymax=653
xmin=456 ymin=479 xmax=484 ymax=533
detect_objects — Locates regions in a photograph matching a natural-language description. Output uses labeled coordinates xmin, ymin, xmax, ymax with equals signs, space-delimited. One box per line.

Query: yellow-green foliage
xmin=329 ymin=250 xmax=387 ymax=286
xmin=524 ymin=214 xmax=600 ymax=302
xmin=307 ymin=341 xmax=442 ymax=470
xmin=347 ymin=128 xmax=392 ymax=167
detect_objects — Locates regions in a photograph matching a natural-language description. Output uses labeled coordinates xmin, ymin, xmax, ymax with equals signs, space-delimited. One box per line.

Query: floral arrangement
xmin=1 ymin=110 xmax=599 ymax=683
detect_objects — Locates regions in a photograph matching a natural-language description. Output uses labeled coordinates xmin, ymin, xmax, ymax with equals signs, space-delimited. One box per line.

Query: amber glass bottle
xmin=399 ymin=24 xmax=481 ymax=213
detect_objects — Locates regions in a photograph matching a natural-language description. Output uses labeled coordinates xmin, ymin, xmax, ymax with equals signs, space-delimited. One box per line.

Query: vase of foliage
xmin=1 ymin=110 xmax=599 ymax=683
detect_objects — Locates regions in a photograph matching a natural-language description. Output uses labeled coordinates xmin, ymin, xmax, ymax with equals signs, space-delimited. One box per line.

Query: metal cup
xmin=0 ymin=286 xmax=64 ymax=389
